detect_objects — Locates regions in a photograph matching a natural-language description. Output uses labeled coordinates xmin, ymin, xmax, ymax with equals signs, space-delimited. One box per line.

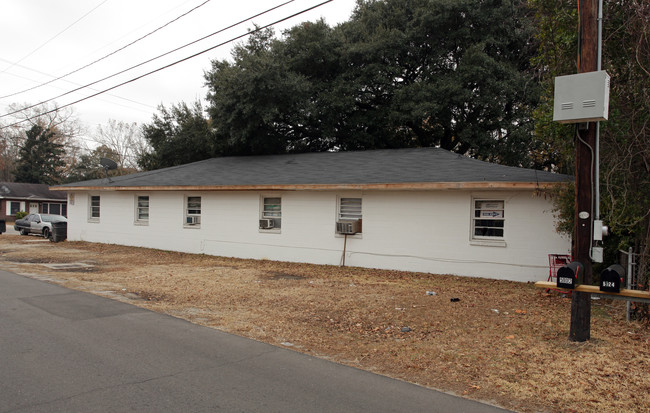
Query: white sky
xmin=0 ymin=0 xmax=357 ymax=133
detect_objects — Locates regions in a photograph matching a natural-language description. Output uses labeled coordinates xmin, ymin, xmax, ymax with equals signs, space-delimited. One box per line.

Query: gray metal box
xmin=553 ymin=71 xmax=610 ymax=123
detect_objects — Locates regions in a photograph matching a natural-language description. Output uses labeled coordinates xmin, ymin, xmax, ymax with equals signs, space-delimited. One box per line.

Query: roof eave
xmin=0 ymin=196 xmax=67 ymax=201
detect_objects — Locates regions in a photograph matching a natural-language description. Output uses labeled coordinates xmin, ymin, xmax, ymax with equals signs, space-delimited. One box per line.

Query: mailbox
xmin=600 ymin=264 xmax=625 ymax=293
xmin=556 ymin=261 xmax=584 ymax=289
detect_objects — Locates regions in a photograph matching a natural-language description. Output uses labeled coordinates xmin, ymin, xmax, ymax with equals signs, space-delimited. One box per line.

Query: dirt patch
xmin=268 ymin=272 xmax=306 ymax=281
xmin=0 ymin=235 xmax=648 ymax=412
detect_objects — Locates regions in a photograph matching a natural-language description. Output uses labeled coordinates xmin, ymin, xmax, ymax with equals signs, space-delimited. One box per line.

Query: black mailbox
xmin=600 ymin=264 xmax=625 ymax=293
xmin=557 ymin=261 xmax=584 ymax=289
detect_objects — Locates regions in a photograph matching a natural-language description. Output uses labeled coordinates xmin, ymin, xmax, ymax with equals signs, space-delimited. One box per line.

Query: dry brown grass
xmin=1 ymin=234 xmax=648 ymax=412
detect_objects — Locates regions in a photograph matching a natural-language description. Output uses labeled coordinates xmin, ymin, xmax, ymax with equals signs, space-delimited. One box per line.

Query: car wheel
xmin=20 ymin=229 xmax=28 ymax=236
xmin=42 ymin=228 xmax=50 ymax=239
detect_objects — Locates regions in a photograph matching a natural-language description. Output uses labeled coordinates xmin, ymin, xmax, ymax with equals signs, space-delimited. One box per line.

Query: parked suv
xmin=14 ymin=213 xmax=67 ymax=238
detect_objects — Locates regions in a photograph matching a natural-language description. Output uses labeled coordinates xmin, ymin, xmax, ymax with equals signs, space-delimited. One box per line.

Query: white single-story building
xmin=53 ymin=148 xmax=571 ymax=282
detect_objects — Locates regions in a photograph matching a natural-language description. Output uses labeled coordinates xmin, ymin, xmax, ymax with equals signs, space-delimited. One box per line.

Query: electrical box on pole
xmin=553 ymin=71 xmax=610 ymax=123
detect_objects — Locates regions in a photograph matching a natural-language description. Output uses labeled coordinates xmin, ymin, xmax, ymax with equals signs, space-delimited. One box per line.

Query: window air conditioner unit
xmin=186 ymin=216 xmax=200 ymax=225
xmin=259 ymin=218 xmax=274 ymax=229
xmin=336 ymin=220 xmax=360 ymax=235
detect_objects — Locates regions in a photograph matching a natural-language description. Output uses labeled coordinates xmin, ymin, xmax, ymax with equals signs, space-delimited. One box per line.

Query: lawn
xmin=1 ymin=235 xmax=647 ymax=412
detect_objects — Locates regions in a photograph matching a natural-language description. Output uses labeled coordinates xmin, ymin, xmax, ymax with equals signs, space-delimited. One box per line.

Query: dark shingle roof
xmin=0 ymin=182 xmax=67 ymax=200
xmin=56 ymin=148 xmax=571 ymax=189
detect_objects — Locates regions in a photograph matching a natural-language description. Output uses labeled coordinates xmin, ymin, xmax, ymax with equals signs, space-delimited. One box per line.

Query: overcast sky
xmin=0 ymin=0 xmax=356 ymax=134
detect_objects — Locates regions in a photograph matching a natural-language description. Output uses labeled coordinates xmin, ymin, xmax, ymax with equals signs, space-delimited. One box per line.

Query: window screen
xmin=473 ymin=200 xmax=504 ymax=238
xmin=90 ymin=196 xmax=100 ymax=219
xmin=339 ymin=198 xmax=362 ymax=220
xmin=262 ymin=197 xmax=281 ymax=229
xmin=136 ymin=196 xmax=149 ymax=222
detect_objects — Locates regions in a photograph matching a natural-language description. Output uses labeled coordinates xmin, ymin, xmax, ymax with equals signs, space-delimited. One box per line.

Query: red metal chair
xmin=547 ymin=254 xmax=572 ymax=294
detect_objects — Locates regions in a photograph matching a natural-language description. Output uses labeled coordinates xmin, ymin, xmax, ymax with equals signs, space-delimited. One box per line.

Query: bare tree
xmin=93 ymin=119 xmax=149 ymax=172
xmin=6 ymin=102 xmax=84 ymax=138
xmin=0 ymin=102 xmax=85 ymax=181
xmin=0 ymin=125 xmax=22 ymax=181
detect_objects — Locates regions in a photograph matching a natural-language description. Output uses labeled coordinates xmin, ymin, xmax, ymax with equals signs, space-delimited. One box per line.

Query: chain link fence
xmin=620 ymin=247 xmax=649 ymax=322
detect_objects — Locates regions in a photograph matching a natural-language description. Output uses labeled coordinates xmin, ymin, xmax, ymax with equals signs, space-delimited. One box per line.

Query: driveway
xmin=0 ymin=268 xmax=510 ymax=412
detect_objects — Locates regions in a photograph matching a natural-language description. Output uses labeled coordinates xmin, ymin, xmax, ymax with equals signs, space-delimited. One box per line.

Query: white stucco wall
xmin=65 ymin=189 xmax=570 ymax=282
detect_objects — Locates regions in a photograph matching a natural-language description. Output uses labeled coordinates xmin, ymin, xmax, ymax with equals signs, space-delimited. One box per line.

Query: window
xmin=337 ymin=198 xmax=363 ymax=233
xmin=472 ymin=200 xmax=504 ymax=239
xmin=338 ymin=197 xmax=362 ymax=221
xmin=261 ymin=197 xmax=281 ymax=229
xmin=9 ymin=201 xmax=20 ymax=215
xmin=135 ymin=195 xmax=149 ymax=224
xmin=43 ymin=203 xmax=61 ymax=215
xmin=89 ymin=195 xmax=100 ymax=222
xmin=185 ymin=196 xmax=201 ymax=227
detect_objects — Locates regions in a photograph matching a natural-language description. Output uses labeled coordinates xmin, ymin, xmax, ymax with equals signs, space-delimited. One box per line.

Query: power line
xmin=0 ymin=0 xmax=333 ymax=130
xmin=0 ymin=0 xmax=111 ymax=75
xmin=0 ymin=0 xmax=296 ymax=120
xmin=0 ymin=0 xmax=213 ymax=100
xmin=0 ymin=57 xmax=156 ymax=114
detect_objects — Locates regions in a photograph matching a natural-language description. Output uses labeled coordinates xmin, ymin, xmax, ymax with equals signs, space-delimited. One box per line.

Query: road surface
xmin=0 ymin=268 xmax=510 ymax=412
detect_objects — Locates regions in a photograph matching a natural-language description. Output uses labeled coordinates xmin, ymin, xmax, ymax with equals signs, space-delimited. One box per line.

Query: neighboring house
xmin=52 ymin=148 xmax=572 ymax=282
xmin=0 ymin=182 xmax=68 ymax=222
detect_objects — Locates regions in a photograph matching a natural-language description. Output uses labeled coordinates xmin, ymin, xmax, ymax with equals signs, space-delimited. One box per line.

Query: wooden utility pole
xmin=569 ymin=0 xmax=598 ymax=342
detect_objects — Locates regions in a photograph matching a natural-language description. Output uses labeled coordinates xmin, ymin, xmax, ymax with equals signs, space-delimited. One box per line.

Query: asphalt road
xmin=0 ymin=268 xmax=511 ymax=412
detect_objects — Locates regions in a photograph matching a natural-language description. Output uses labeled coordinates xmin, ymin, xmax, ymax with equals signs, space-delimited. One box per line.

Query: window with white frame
xmin=260 ymin=197 xmax=281 ymax=229
xmin=185 ymin=196 xmax=201 ymax=227
xmin=135 ymin=195 xmax=149 ymax=224
xmin=9 ymin=201 xmax=21 ymax=215
xmin=89 ymin=195 xmax=100 ymax=222
xmin=472 ymin=200 xmax=505 ymax=239
xmin=337 ymin=197 xmax=362 ymax=233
